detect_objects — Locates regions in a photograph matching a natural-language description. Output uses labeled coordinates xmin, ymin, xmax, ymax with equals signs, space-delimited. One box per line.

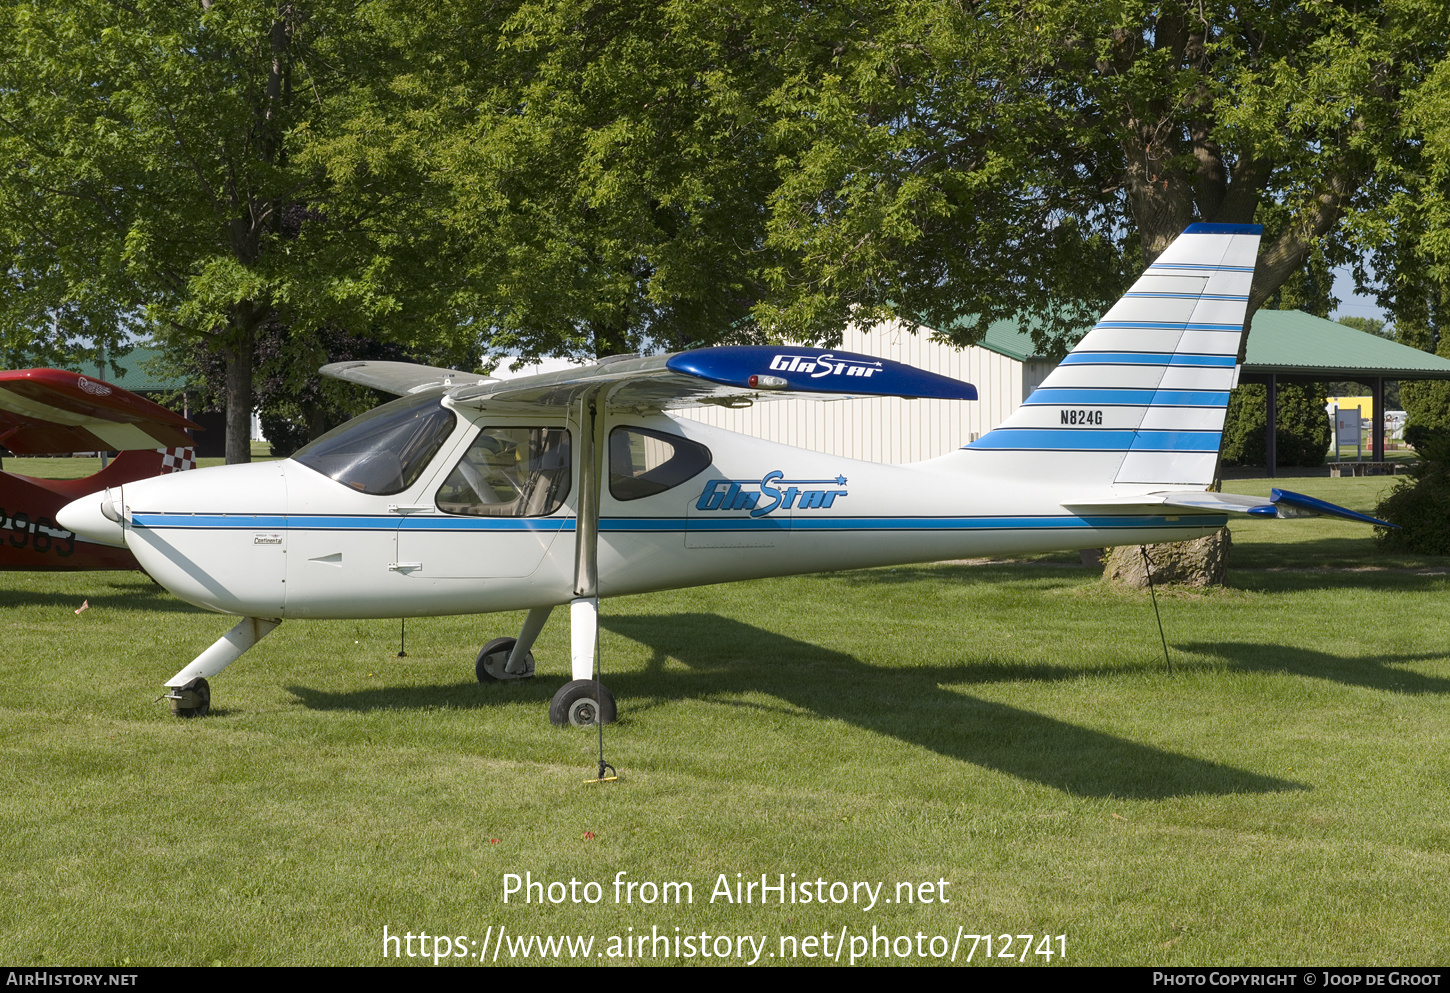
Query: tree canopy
xmin=313 ymin=0 xmax=1450 ymax=357
xmin=0 ymin=1 xmax=466 ymax=461
xmin=5 ymin=1 xmax=1450 ymax=458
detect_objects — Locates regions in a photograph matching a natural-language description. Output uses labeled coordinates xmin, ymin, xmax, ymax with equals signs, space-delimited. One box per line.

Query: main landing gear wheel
xmin=549 ymin=679 xmax=616 ymax=727
xmin=475 ymin=637 xmax=535 ymax=683
xmin=168 ymin=677 xmax=210 ymax=718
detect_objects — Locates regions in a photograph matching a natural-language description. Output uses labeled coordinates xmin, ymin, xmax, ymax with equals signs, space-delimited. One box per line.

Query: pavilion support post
xmin=1266 ymin=374 xmax=1278 ymax=479
xmin=1372 ymin=377 xmax=1385 ymax=463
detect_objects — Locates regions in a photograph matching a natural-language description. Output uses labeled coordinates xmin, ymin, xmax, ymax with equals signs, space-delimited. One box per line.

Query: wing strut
xmin=550 ymin=390 xmax=619 ymax=732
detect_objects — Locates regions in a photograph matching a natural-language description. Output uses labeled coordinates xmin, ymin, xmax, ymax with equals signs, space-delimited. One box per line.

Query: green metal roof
xmin=977 ymin=319 xmax=1047 ymax=362
xmin=70 ymin=346 xmax=191 ymax=393
xmin=1244 ymin=310 xmax=1450 ymax=379
xmin=959 ymin=308 xmax=1450 ymax=379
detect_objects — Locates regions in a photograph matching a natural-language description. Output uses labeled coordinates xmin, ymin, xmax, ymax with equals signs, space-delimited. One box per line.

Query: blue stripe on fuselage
xmin=131 ymin=513 xmax=576 ymax=532
xmin=129 ymin=512 xmax=1227 ymax=534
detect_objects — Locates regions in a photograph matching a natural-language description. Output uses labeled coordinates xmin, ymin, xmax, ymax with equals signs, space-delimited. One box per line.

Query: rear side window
xmin=436 ymin=427 xmax=572 ymax=517
xmin=609 ymin=426 xmax=712 ymax=501
xmin=294 ymin=392 xmax=457 ymax=495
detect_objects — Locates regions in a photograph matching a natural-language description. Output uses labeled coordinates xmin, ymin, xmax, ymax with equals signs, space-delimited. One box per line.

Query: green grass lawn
xmin=1 ymin=472 xmax=1446 ymax=966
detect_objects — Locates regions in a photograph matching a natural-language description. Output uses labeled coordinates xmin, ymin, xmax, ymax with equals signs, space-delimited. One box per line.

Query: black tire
xmin=476 ymin=637 xmax=534 ymax=682
xmin=170 ymin=677 xmax=210 ymax=718
xmin=548 ymin=679 xmax=616 ymax=727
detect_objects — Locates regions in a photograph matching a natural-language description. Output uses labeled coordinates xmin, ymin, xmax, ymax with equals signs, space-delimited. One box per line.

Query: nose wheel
xmin=166 ymin=677 xmax=211 ymax=718
xmin=549 ymin=679 xmax=616 ymax=727
xmin=475 ymin=637 xmax=536 ymax=682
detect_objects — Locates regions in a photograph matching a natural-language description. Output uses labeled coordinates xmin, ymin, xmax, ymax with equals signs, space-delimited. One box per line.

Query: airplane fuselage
xmin=98 ymin=409 xmax=1223 ymax=620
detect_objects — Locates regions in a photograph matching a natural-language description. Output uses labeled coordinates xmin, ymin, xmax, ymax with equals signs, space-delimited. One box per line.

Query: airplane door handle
xmin=389 ymin=562 xmax=422 ymax=572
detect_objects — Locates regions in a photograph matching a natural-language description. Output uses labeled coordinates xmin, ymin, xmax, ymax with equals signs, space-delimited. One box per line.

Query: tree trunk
xmin=221 ymin=328 xmax=255 ymax=465
xmin=1102 ymin=529 xmax=1232 ymax=589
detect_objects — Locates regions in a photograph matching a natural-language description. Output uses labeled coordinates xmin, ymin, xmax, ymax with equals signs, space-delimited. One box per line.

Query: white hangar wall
xmin=673 ymin=321 xmax=1056 ymax=464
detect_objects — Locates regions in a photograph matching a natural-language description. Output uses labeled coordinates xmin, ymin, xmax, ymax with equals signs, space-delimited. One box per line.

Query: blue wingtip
xmin=666 ymin=347 xmax=979 ymax=401
xmin=1270 ymin=488 xmax=1398 ymax=528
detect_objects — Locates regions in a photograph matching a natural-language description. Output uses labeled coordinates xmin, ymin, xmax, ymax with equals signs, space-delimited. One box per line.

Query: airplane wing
xmin=1063 ymin=489 xmax=1395 ymax=527
xmin=0 ymin=368 xmax=202 ymax=455
xmin=317 ymin=360 xmax=499 ymax=396
xmin=441 ymin=347 xmax=978 ymax=411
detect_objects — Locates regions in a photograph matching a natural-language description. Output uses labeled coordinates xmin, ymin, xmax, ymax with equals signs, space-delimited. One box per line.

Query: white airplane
xmin=58 ymin=223 xmax=1389 ymax=724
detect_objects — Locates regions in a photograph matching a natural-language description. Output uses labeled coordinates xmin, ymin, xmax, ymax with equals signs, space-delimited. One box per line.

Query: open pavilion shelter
xmin=1240 ymin=311 xmax=1450 ymax=476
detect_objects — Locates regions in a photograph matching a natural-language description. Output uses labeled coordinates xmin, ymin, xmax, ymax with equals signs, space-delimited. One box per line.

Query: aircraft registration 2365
xmin=57 ymin=223 xmax=1392 ymax=726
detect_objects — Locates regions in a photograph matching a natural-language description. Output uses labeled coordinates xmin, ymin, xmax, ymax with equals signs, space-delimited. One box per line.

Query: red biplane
xmin=0 ymin=368 xmax=201 ymax=570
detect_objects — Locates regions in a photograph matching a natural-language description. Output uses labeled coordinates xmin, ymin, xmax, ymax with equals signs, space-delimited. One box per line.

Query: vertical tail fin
xmin=964 ymin=223 xmax=1261 ymax=488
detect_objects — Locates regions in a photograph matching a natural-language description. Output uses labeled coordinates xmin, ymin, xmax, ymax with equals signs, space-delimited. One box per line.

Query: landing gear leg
xmin=548 ymin=596 xmax=614 ymax=726
xmin=548 ymin=395 xmax=617 ymax=734
xmin=161 ymin=616 xmax=280 ymax=717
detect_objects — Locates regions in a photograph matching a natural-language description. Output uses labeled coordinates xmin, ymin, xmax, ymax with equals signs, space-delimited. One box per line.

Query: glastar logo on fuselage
xmin=695 ymin=470 xmax=849 ymax=518
xmin=769 ymin=353 xmax=883 ymax=379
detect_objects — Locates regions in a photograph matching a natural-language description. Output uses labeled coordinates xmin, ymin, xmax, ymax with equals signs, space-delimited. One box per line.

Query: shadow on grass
xmin=287 ymin=678 xmax=557 ymax=715
xmin=288 ymin=612 xmax=1302 ymax=800
xmin=831 ymin=563 xmax=1090 ymax=586
xmin=0 ymin=576 xmax=200 ymax=613
xmin=1226 ymin=568 xmax=1450 ymax=594
xmin=826 ymin=554 xmax=1450 ymax=590
xmin=1178 ymin=641 xmax=1450 ymax=695
xmin=1227 ymin=536 xmax=1450 ymax=571
xmin=602 ymin=613 xmax=1301 ymax=800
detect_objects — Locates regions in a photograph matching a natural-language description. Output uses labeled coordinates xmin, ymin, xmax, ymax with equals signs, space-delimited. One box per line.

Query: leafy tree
xmin=184 ymin=323 xmax=421 ymax=458
xmin=7 ymin=1 xmax=1448 ymax=465
xmin=752 ymin=0 xmax=1446 ymax=354
xmin=314 ymin=1 xmax=1448 ymax=362
xmin=304 ymin=0 xmax=799 ymax=360
xmin=1339 ymin=316 xmax=1391 ymax=339
xmin=0 ymin=2 xmax=459 ymax=462
xmin=1387 ymin=291 xmax=1450 ymax=437
xmin=1221 ymin=383 xmax=1332 ymax=468
xmin=1374 ymin=429 xmax=1450 ymax=554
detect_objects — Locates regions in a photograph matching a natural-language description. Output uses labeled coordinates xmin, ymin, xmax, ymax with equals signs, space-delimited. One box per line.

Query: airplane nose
xmin=57 ymin=489 xmax=127 ymax=547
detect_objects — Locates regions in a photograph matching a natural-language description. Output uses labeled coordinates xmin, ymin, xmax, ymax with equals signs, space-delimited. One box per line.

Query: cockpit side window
xmin=435 ymin=427 xmax=572 ymax=517
xmin=609 ymin=426 xmax=712 ymax=501
xmin=293 ymin=392 xmax=457 ymax=496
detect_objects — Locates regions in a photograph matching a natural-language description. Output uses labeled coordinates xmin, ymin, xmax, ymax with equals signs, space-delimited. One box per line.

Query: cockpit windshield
xmin=293 ymin=391 xmax=458 ymax=495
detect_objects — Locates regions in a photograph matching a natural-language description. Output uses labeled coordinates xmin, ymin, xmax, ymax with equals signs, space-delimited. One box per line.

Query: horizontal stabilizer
xmin=1269 ymin=488 xmax=1397 ymax=527
xmin=1063 ymin=488 xmax=1396 ymax=527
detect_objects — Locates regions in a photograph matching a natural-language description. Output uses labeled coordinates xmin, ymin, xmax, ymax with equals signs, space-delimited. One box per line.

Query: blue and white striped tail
xmin=964 ymin=223 xmax=1260 ymax=487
